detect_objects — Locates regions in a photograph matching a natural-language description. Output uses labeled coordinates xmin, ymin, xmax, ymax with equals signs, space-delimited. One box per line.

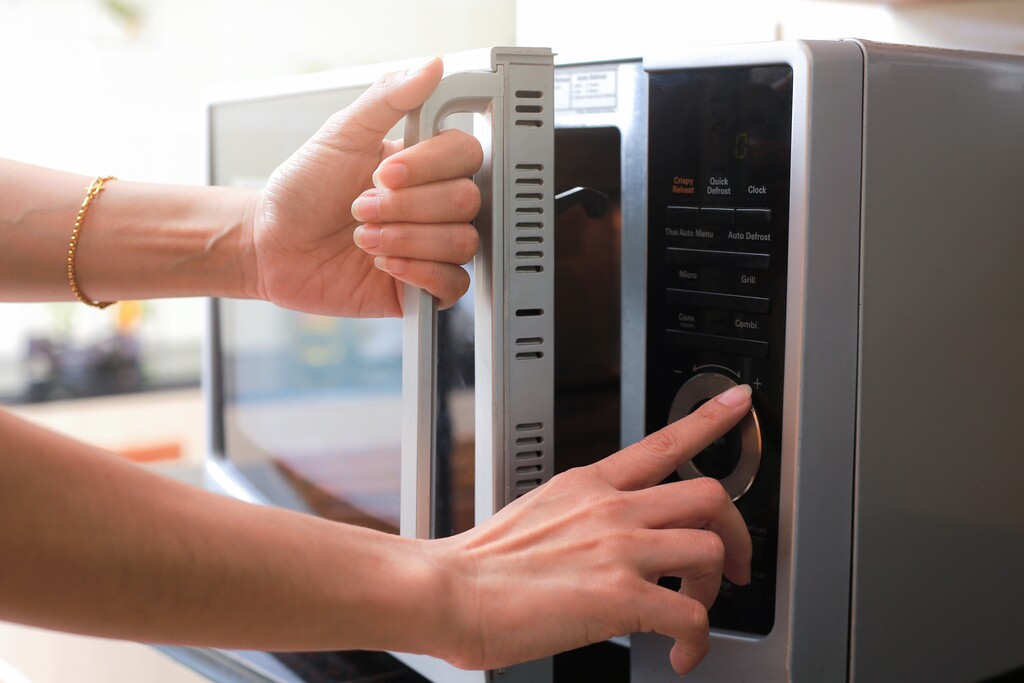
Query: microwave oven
xmin=197 ymin=40 xmax=1024 ymax=683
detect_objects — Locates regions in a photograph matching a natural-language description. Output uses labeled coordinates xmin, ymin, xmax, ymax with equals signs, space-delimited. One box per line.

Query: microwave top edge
xmin=644 ymin=37 xmax=1024 ymax=73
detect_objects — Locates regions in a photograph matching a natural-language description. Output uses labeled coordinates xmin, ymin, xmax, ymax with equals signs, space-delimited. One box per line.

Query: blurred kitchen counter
xmin=0 ymin=623 xmax=210 ymax=683
xmin=4 ymin=387 xmax=206 ymax=480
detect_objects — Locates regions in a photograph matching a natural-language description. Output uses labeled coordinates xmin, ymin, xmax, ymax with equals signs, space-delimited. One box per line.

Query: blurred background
xmin=0 ymin=1 xmax=1022 ymax=681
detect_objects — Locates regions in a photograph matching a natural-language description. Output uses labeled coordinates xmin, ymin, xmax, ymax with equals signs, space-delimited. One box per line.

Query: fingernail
xmin=353 ymin=225 xmax=380 ymax=249
xmin=373 ymin=162 xmax=407 ymax=190
xmin=729 ymin=559 xmax=752 ymax=586
xmin=716 ymin=384 xmax=752 ymax=408
xmin=374 ymin=256 xmax=407 ymax=275
xmin=351 ymin=191 xmax=380 ymax=222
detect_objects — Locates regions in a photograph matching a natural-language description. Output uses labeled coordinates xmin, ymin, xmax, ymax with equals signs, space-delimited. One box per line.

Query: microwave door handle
xmin=401 ymin=48 xmax=555 ymax=544
xmin=400 ymin=70 xmax=501 ymax=541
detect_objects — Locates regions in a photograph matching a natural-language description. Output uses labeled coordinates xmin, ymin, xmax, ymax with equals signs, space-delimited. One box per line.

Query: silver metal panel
xmin=550 ymin=57 xmax=647 ymax=453
xmin=850 ymin=40 xmax=1024 ymax=683
xmin=632 ymin=39 xmax=864 ymax=682
xmin=552 ymin=59 xmax=655 ymax=452
xmin=552 ymin=57 xmax=645 ymax=658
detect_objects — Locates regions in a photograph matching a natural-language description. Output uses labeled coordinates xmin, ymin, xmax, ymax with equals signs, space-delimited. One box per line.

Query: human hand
xmin=426 ymin=385 xmax=754 ymax=675
xmin=246 ymin=58 xmax=483 ymax=317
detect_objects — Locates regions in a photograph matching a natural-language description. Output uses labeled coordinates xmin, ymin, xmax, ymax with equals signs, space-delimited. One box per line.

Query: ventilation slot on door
xmin=515 ymin=91 xmax=545 ymax=127
xmin=512 ymin=422 xmax=547 ymax=498
xmin=513 ymin=151 xmax=545 ymax=266
xmin=515 ymin=336 xmax=545 ymax=356
xmin=515 ymin=246 xmax=544 ymax=272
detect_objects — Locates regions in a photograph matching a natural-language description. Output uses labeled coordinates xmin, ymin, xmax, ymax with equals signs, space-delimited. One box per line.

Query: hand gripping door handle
xmin=400 ymin=47 xmax=555 ymax=542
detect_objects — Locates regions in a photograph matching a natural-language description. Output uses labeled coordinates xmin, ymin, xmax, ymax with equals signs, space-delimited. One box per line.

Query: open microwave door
xmin=202 ymin=48 xmax=552 ymax=683
xmin=397 ymin=47 xmax=556 ymax=683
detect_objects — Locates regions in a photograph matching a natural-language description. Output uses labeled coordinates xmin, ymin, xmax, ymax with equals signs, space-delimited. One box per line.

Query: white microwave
xmin=196 ymin=40 xmax=1024 ymax=683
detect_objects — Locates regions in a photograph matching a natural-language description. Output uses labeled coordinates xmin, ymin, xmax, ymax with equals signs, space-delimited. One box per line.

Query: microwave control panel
xmin=646 ymin=65 xmax=793 ymax=636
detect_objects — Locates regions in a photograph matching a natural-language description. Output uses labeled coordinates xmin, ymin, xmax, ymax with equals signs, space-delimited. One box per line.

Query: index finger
xmin=592 ymin=384 xmax=752 ymax=491
xmin=372 ymin=129 xmax=483 ymax=190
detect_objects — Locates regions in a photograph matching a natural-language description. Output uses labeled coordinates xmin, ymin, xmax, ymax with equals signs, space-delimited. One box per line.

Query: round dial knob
xmin=668 ymin=372 xmax=762 ymax=501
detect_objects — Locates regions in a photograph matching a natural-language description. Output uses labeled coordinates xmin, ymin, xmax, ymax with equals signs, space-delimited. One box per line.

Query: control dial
xmin=668 ymin=372 xmax=761 ymax=500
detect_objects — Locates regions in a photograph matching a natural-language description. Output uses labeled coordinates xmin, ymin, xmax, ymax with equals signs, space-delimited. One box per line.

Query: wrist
xmin=225 ymin=188 xmax=261 ymax=300
xmin=64 ymin=181 xmax=262 ymax=302
xmin=416 ymin=535 xmax=484 ymax=669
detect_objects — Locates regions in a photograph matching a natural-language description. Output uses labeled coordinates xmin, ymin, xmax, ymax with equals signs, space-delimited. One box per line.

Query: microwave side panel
xmin=631 ymin=39 xmax=864 ymax=682
xmin=851 ymin=41 xmax=1024 ymax=683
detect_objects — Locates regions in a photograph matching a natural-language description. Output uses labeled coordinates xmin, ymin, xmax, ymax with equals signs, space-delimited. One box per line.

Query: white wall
xmin=0 ymin=0 xmax=516 ymax=184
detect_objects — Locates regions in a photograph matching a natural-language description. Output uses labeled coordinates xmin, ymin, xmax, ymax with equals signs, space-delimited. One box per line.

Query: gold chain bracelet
xmin=67 ymin=175 xmax=117 ymax=309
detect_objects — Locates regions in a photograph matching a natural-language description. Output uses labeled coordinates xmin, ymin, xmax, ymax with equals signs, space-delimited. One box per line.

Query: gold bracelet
xmin=67 ymin=175 xmax=117 ymax=309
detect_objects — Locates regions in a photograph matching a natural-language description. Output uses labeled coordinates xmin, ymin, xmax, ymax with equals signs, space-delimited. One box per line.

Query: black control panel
xmin=646 ymin=65 xmax=793 ymax=635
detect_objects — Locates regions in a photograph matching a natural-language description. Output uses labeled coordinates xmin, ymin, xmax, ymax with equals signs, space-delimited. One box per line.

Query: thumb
xmin=322 ymin=57 xmax=444 ymax=153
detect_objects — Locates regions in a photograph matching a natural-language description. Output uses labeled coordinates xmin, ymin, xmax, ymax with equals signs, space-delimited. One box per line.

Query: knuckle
xmin=694 ymin=531 xmax=726 ymax=568
xmin=437 ymin=266 xmax=470 ymax=310
xmin=551 ymin=466 xmax=588 ymax=489
xmin=379 ymin=224 xmax=407 ymax=253
xmin=318 ymin=111 xmax=373 ymax=154
xmin=604 ymin=527 xmax=638 ymax=557
xmin=380 ymin=189 xmax=404 ymax=222
xmin=451 ymin=267 xmax=471 ymax=298
xmin=457 ymin=226 xmax=480 ymax=262
xmin=603 ymin=567 xmax=638 ymax=597
xmin=684 ymin=599 xmax=710 ymax=634
xmin=690 ymin=476 xmax=730 ymax=507
xmin=638 ymin=428 xmax=682 ymax=461
xmin=452 ymin=180 xmax=481 ymax=218
xmin=443 ymin=129 xmax=485 ymax=172
xmin=689 ymin=402 xmax=724 ymax=430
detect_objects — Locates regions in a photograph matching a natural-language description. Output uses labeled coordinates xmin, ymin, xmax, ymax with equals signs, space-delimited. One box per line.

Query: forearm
xmin=0 ymin=159 xmax=258 ymax=303
xmin=0 ymin=408 xmax=454 ymax=656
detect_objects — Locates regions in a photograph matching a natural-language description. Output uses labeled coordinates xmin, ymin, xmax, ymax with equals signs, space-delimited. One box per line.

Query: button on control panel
xmin=668 ymin=373 xmax=762 ymax=500
xmin=646 ymin=64 xmax=794 ymax=636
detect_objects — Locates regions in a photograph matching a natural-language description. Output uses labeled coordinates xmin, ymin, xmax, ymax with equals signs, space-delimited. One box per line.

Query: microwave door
xmin=398 ymin=48 xmax=555 ymax=682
